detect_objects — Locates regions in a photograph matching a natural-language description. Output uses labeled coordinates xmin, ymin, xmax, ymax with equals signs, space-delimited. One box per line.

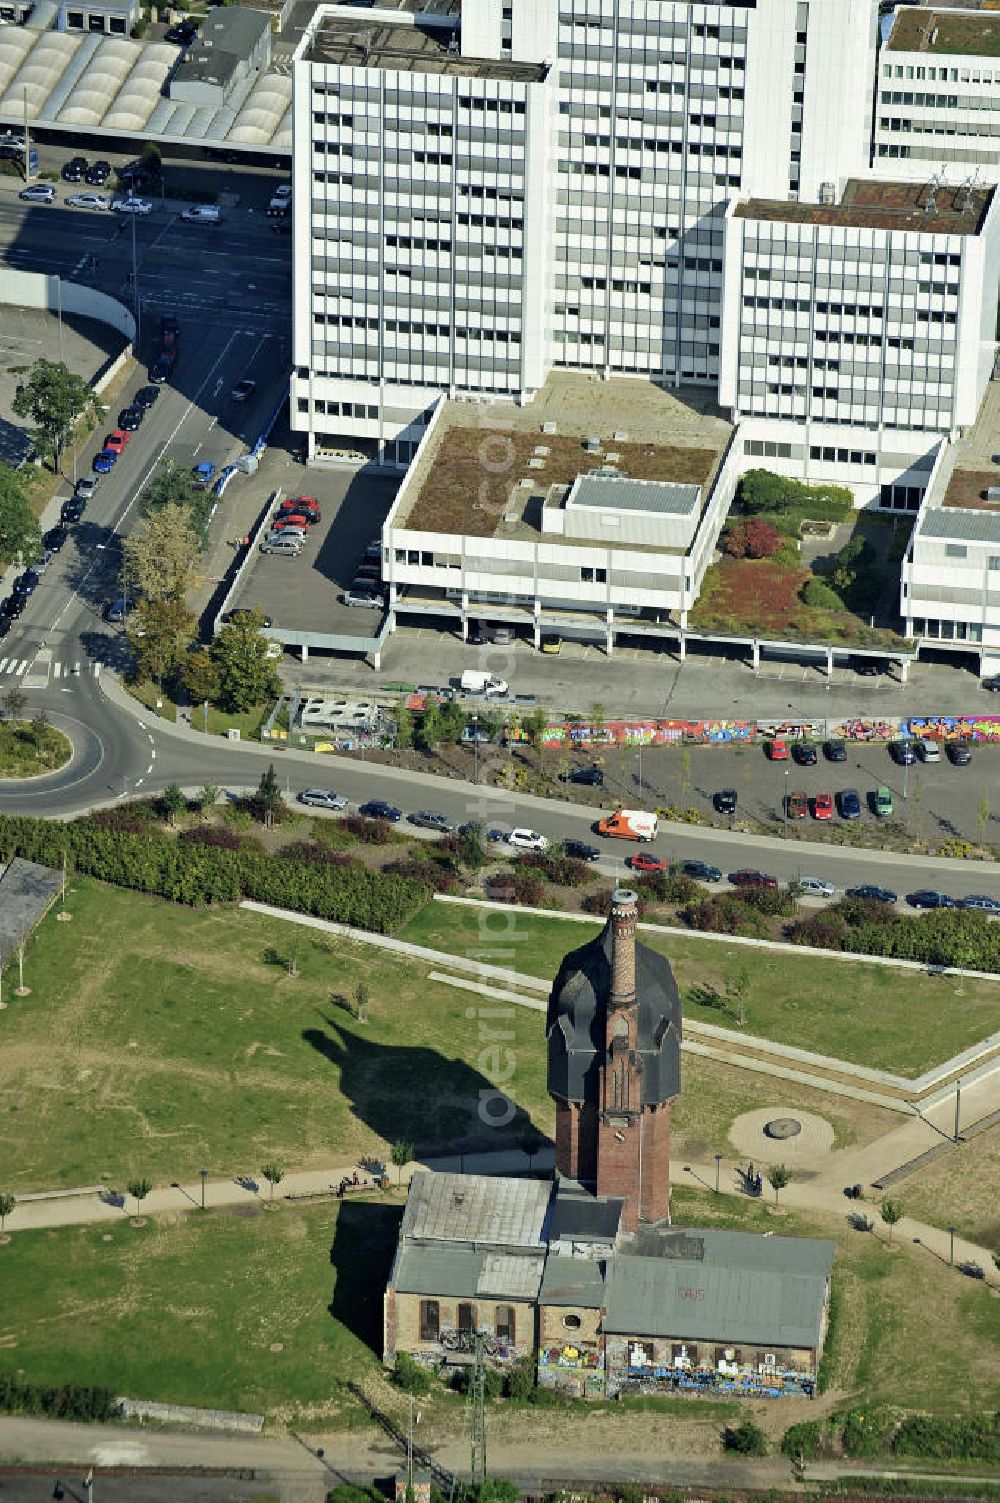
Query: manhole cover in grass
xmin=102 ymin=1234 xmax=113 ymax=1242
xmin=269 ymin=1343 xmax=284 ymax=1353
xmin=765 ymin=1117 xmax=801 ymax=1140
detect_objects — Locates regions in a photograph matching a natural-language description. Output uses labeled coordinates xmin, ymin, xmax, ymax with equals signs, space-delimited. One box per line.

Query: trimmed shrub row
xmin=0 ymin=1372 xmax=119 ymax=1423
xmin=0 ymin=813 xmax=426 ymax=934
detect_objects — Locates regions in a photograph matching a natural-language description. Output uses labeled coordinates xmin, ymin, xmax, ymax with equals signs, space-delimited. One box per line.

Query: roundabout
xmin=0 ymin=718 xmax=73 ymax=780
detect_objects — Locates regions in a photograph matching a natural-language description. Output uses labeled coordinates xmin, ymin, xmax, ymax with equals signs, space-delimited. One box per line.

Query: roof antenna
xmin=922 ymin=171 xmax=942 ymax=219
xmin=956 ymin=169 xmax=979 ymax=214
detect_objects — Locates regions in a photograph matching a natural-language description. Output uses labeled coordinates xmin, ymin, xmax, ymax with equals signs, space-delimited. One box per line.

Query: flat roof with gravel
xmin=736 ymin=179 xmax=993 ymax=236
xmin=941 ymin=468 xmax=1000 ymax=513
xmin=392 ymin=374 xmax=729 ymax=540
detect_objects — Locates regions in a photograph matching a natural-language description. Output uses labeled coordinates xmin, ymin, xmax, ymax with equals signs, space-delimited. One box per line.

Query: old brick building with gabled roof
xmin=383 ymin=891 xmax=835 ymax=1399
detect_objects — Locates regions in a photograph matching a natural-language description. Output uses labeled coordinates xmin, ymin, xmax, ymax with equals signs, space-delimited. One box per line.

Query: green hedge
xmin=0 ymin=1372 xmax=119 ymax=1422
xmin=0 ymin=813 xmax=427 ymax=933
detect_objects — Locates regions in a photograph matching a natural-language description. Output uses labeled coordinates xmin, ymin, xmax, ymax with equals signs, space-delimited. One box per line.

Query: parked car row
xmin=763 ymin=735 xmax=973 ymax=767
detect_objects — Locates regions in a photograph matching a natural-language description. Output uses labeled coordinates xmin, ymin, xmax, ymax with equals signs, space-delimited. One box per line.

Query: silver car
xmin=260 ymin=536 xmax=301 ymax=556
xmin=297 ymin=788 xmax=348 ymax=811
xmin=798 ymin=875 xmax=835 ymax=898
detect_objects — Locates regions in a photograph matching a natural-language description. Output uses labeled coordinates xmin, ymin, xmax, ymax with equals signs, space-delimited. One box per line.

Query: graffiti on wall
xmin=506 ymin=719 xmax=757 ymax=748
xmin=906 ymin=716 xmax=1000 ymax=743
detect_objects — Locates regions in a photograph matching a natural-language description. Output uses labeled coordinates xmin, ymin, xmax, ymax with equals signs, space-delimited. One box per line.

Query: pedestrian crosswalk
xmin=0 ymin=658 xmax=102 ymax=680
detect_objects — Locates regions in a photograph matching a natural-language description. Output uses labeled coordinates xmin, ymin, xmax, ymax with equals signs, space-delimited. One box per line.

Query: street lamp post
xmin=472 ymin=712 xmax=479 ymax=784
xmin=714 ymin=1153 xmax=722 ymax=1193
xmin=200 ymin=1168 xmax=208 ymax=1211
xmin=948 ymin=1225 xmax=956 ymax=1265
xmin=783 ymin=766 xmax=789 ymax=838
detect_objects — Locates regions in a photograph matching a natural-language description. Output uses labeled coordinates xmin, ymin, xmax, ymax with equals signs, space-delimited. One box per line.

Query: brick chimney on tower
xmin=548 ymin=885 xmax=681 ymax=1231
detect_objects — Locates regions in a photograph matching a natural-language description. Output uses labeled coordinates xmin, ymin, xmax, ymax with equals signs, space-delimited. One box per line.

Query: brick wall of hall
xmin=556 ymin=1099 xmax=599 ymax=1187
xmin=389 ymin=1291 xmax=536 ymax=1365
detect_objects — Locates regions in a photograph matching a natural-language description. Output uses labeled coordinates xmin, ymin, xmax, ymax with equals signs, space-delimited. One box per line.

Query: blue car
xmin=837 ymin=788 xmax=862 ymax=820
xmin=93 ymin=449 xmax=117 ymax=473
xmin=191 ymin=461 xmax=217 ymax=490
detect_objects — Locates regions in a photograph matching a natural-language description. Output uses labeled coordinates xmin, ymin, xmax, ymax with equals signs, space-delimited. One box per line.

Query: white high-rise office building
xmin=291 ymin=0 xmax=879 ymax=462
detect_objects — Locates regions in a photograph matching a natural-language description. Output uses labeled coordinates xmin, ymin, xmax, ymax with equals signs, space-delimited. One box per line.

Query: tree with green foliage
xmin=801 ymin=577 xmax=845 ymax=612
xmin=160 ymin=783 xmax=185 ymax=826
xmin=142 ymin=459 xmax=213 ymax=545
xmin=0 ymin=1192 xmax=15 ymax=1239
xmin=211 ymin=614 xmax=281 ymax=711
xmin=128 ymin=595 xmax=198 ymax=684
xmin=395 ymin=700 xmax=415 ymax=750
xmin=458 ymin=819 xmax=487 ymax=871
xmin=766 ymin=1163 xmax=791 ymax=1206
xmin=255 ymin=764 xmax=283 ymax=828
xmin=353 ymin=979 xmax=370 ymax=1023
xmin=390 ymin=1139 xmax=413 ymax=1184
xmin=880 ymin=1197 xmax=904 ymax=1247
xmin=590 ymin=700 xmax=606 ymax=739
xmin=0 ymin=464 xmax=42 ymax=568
xmin=12 ymin=359 xmax=99 ymax=473
xmin=724 ymin=1416 xmax=769 ymax=1456
xmin=3 ymin=685 xmax=26 ymax=723
xmin=126 ymin=1176 xmax=152 ymax=1220
xmin=725 ymin=965 xmax=750 ymax=1027
xmin=437 ymin=698 xmax=466 ymax=745
xmin=392 ymin=1351 xmax=431 ymax=1396
xmin=261 ymin=1162 xmax=284 ymax=1201
xmin=122 ymin=503 xmax=199 ymax=603
xmin=181 ymin=648 xmax=221 ymax=707
xmin=416 ymin=700 xmax=441 ymax=751
xmin=196 ymin=781 xmax=220 ymax=812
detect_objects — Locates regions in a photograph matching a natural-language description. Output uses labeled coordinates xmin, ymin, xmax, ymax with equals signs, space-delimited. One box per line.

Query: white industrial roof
xmin=0 ymin=22 xmax=290 ymax=152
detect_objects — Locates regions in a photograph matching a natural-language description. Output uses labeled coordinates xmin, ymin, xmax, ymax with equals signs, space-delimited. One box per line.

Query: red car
xmin=786 ymin=790 xmax=808 ymax=820
xmin=285 ymin=496 xmax=320 ymax=519
xmin=277 ymin=503 xmax=318 ymax=525
xmin=730 ymin=869 xmax=778 ymax=890
xmin=272 ymin=514 xmax=310 ymax=532
xmin=627 ymin=853 xmax=669 ymax=874
xmin=766 ymin=738 xmax=789 ymax=760
xmin=812 ymin=792 xmax=834 ymax=821
xmin=104 ymin=429 xmax=130 ymax=453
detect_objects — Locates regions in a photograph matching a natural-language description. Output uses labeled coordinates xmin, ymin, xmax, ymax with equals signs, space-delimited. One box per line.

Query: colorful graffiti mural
xmin=828 ymin=717 xmax=902 ymax=742
xmin=906 ymin=716 xmax=1000 ymax=744
xmin=506 ymin=719 xmax=757 ymax=748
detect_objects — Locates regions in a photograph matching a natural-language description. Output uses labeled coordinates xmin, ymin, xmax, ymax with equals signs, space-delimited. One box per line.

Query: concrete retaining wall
xmin=117 ymin=1398 xmax=264 ymax=1432
xmin=0 ymin=266 xmax=136 ymax=342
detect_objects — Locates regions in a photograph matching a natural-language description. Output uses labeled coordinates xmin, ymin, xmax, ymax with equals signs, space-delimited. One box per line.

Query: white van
xmin=181 ymin=204 xmax=221 ymax=224
xmin=916 ymin=738 xmax=940 ymax=763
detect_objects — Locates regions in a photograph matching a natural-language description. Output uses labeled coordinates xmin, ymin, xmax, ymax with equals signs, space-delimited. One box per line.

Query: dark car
xmin=714 ymin=788 xmax=737 ymax=815
xmin=160 ymin=313 xmax=179 ymax=337
xmin=907 ymin=890 xmax=956 ymax=909
xmin=359 ymin=800 xmax=402 ymax=822
xmin=1 ymin=594 xmax=25 ymax=618
xmin=62 ymin=156 xmax=87 ymax=182
xmin=43 ymin=525 xmax=67 ymax=553
xmin=852 ymin=656 xmax=885 ymax=677
xmin=13 ymin=570 xmax=38 ymax=596
xmin=981 ymin=675 xmax=1000 ymax=692
xmin=792 ymin=741 xmax=817 ymax=766
xmin=565 ymin=840 xmax=600 ymax=863
xmin=149 ymin=355 xmax=173 ymax=384
xmin=165 ymin=17 xmax=198 ymax=42
xmin=837 ymin=788 xmax=862 ymax=820
xmin=890 ymin=739 xmax=917 ymax=765
xmin=61 ymin=497 xmax=84 ymax=524
xmin=118 ymin=405 xmax=144 ymax=431
xmin=408 ymin=810 xmax=456 ymax=833
xmin=946 ymin=742 xmax=972 ymax=766
xmin=677 ymin=860 xmax=722 ymax=883
xmin=119 ymin=158 xmax=159 ymax=188
xmin=960 ymin=894 xmax=1000 ymax=913
xmin=823 ymin=739 xmax=847 ymax=763
xmin=846 ymin=884 xmax=898 ymax=905
xmin=561 ymin=766 xmax=604 ymax=787
xmin=134 ymin=385 xmax=160 ymax=409
xmin=85 ymin=159 xmax=111 ymax=185
xmin=730 ymin=869 xmax=778 ymax=890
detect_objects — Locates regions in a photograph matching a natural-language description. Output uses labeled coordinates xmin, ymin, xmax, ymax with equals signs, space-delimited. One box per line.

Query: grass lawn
xmin=690 ymin=556 xmax=901 ymax=648
xmin=3 ymin=880 xmax=907 ymax=1195
xmin=894 ymin=1131 xmax=1000 ymax=1250
xmin=1 ymin=879 xmax=551 ymax=1192
xmin=399 ymin=902 xmax=1000 ymax=1077
xmin=0 ymin=1180 xmax=996 ymax=1425
xmin=0 ymin=720 xmax=71 ymax=776
xmin=191 ymin=702 xmax=271 ymax=739
xmin=126 ymin=678 xmax=178 ymax=724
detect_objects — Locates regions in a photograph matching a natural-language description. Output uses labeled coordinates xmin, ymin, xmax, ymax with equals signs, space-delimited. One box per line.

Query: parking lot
xmin=226 ymin=463 xmax=399 ymax=642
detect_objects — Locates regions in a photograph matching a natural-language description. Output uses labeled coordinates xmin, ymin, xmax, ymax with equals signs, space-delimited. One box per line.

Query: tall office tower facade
xmin=291 ymin=1 xmax=878 ymax=461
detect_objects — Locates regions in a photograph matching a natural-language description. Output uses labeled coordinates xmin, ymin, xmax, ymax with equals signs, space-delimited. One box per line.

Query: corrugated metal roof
xmin=605 ymin=1230 xmax=834 ymax=1346
xmin=539 ymin=1253 xmax=606 ymax=1308
xmin=391 ymin=1243 xmax=544 ymax=1300
xmin=399 ymin=1172 xmax=551 ymax=1247
xmin=568 ymin=474 xmax=702 ymax=516
xmin=921 ymin=507 xmax=1000 ymax=544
